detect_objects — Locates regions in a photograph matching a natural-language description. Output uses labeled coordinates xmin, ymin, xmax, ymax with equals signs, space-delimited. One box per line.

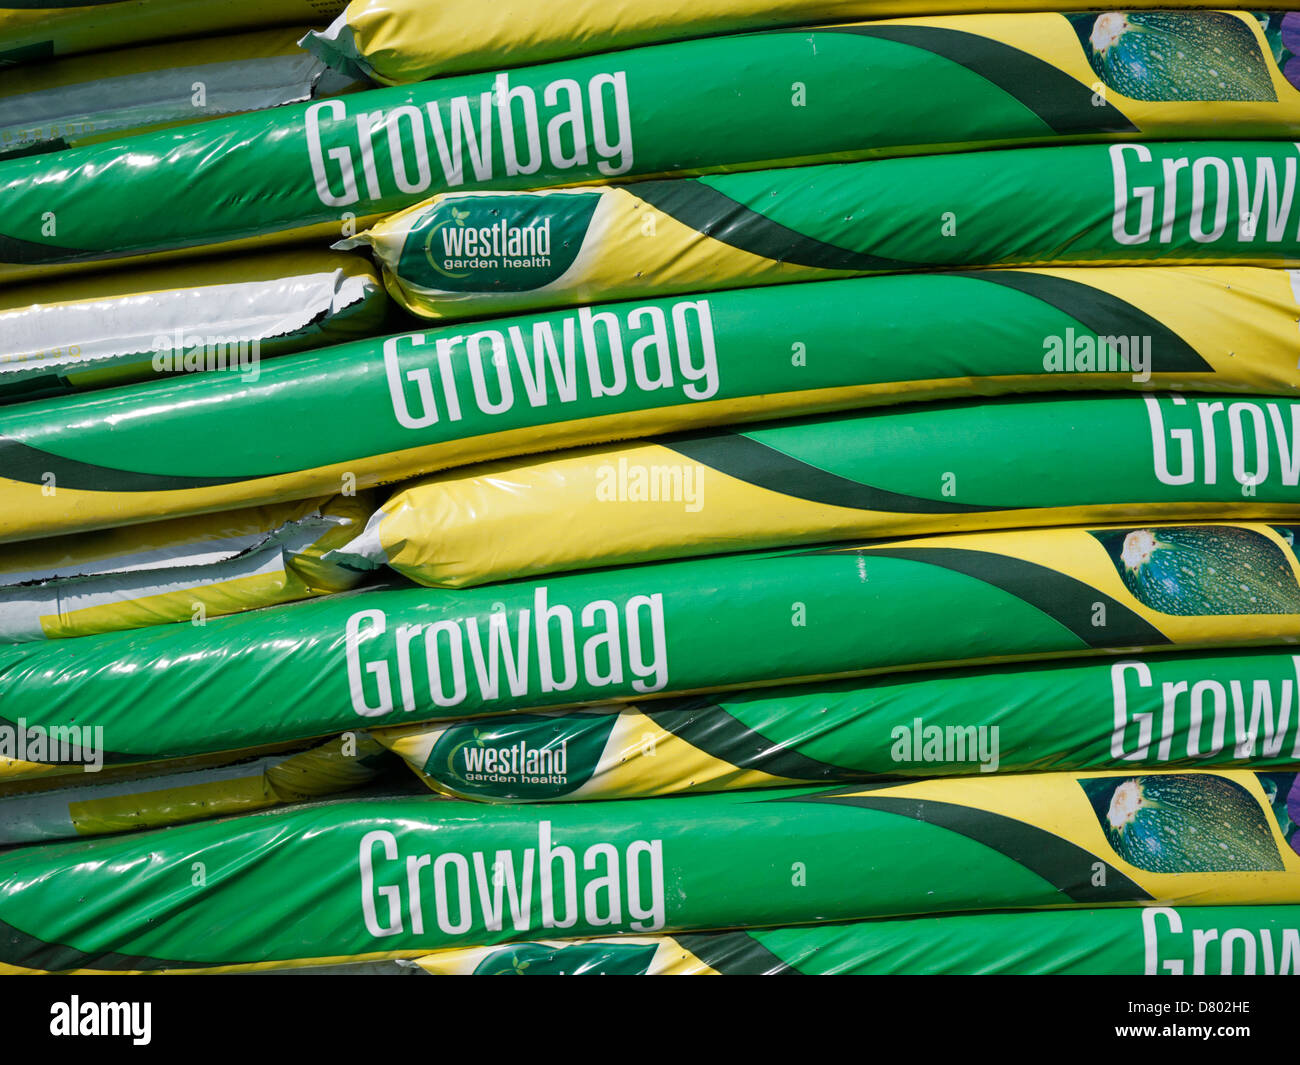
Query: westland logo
xmin=404 ymin=192 xmax=599 ymax=293
xmin=472 ymin=941 xmax=657 ymax=975
xmin=429 ymin=210 xmax=553 ymax=277
xmin=463 ymin=738 xmax=568 ymax=780
xmin=427 ymin=714 xmax=617 ymax=799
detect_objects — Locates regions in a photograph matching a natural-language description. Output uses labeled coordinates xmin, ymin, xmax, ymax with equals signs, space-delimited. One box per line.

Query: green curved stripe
xmin=0 ymin=138 xmax=69 ymax=161
xmin=975 ymin=271 xmax=1215 ymax=372
xmin=0 ymin=42 xmax=53 ymax=66
xmin=664 ymin=430 xmax=1009 ymax=515
xmin=0 ymin=715 xmax=137 ymax=767
xmin=672 ymin=931 xmax=802 ymax=975
xmin=631 ymin=178 xmax=913 ymax=272
xmin=0 ymin=231 xmax=108 ymax=266
xmin=0 ymin=435 xmax=255 ymax=491
xmin=843 ymin=545 xmax=1173 ymax=648
xmin=2 ymin=0 xmax=131 ymax=8
xmin=782 ymin=789 xmax=1153 ymax=903
xmin=830 ymin=24 xmax=1138 ymax=134
xmin=645 ymin=697 xmax=877 ymax=781
xmin=0 ymin=917 xmax=208 ymax=973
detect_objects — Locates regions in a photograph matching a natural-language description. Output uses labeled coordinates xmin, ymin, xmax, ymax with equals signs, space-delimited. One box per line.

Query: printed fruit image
xmin=1258 ymin=12 xmax=1300 ymax=92
xmin=1070 ymin=11 xmax=1277 ymax=101
xmin=1092 ymin=525 xmax=1300 ymax=616
xmin=1259 ymin=771 xmax=1300 ymax=856
xmin=1080 ymin=774 xmax=1284 ymax=872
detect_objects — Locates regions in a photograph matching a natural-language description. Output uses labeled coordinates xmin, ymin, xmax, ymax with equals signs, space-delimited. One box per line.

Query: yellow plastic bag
xmin=304 ymin=0 xmax=1251 ymax=83
xmin=339 ymin=386 xmax=1300 ymax=589
xmin=0 ymin=249 xmax=386 ymax=403
xmin=0 ymin=26 xmax=360 ymax=159
xmin=0 ymin=493 xmax=372 ymax=640
xmin=0 ymin=733 xmax=393 ymax=843
xmin=0 ymin=0 xmax=345 ymax=66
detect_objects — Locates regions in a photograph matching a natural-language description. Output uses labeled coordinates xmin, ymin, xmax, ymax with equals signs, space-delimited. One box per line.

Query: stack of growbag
xmin=0 ymin=0 xmax=410 ymax=847
xmin=3 ymin=1 xmax=1300 ymax=977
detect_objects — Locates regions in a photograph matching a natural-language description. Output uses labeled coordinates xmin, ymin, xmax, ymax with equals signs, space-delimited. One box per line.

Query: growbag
xmin=0 ymin=493 xmax=371 ymax=642
xmin=0 ymin=249 xmax=386 ymax=403
xmin=0 ymin=734 xmax=392 ymax=845
xmin=0 ymin=1 xmax=346 ymax=66
xmin=4 ymin=522 xmax=1300 ymax=780
xmin=3 ymin=266 xmax=1299 ymax=542
xmin=404 ymin=905 xmax=1300 ymax=975
xmin=9 ymin=12 xmax=1300 ymax=280
xmin=304 ymin=1 xmax=1273 ymax=83
xmin=340 ymin=393 xmax=1300 ymax=588
xmin=373 ymin=648 xmax=1300 ymax=801
xmin=0 ymin=27 xmax=357 ymax=159
xmin=4 ymin=770 xmax=1300 ymax=972
xmin=349 ymin=140 xmax=1300 ymax=320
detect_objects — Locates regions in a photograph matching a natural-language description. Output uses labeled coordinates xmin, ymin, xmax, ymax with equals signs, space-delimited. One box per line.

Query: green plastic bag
xmin=8 ymin=13 xmax=1300 ymax=280
xmin=3 ymin=769 xmax=1300 ymax=971
xmin=375 ymin=648 xmax=1300 ymax=800
xmin=4 ymin=523 xmax=1300 ymax=780
xmin=3 ymin=266 xmax=1297 ymax=543
xmin=347 ymin=140 xmax=1300 ymax=319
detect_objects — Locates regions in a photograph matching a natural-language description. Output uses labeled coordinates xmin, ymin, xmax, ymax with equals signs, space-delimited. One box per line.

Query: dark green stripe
xmin=631 ymin=178 xmax=913 ymax=272
xmin=0 ymin=435 xmax=251 ymax=491
xmin=1 ymin=0 xmax=131 ymax=7
xmin=0 ymin=917 xmax=209 ymax=973
xmin=846 ymin=545 xmax=1173 ymax=648
xmin=976 ymin=270 xmax=1215 ymax=372
xmin=829 ymin=24 xmax=1137 ymax=134
xmin=0 ymin=715 xmax=138 ymax=767
xmin=0 ymin=41 xmax=54 ymax=67
xmin=664 ymin=430 xmax=1009 ymax=515
xmin=645 ymin=698 xmax=876 ymax=781
xmin=672 ymin=932 xmax=802 ymax=975
xmin=0 ymin=138 xmax=68 ymax=161
xmin=782 ymin=788 xmax=1153 ymax=903
xmin=0 ymin=231 xmax=110 ymax=266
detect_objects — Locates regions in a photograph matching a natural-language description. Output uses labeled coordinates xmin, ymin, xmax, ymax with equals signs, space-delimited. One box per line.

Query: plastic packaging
xmin=0 ymin=26 xmax=357 ymax=159
xmin=348 ymin=140 xmax=1300 ymax=320
xmin=3 ymin=770 xmax=1300 ymax=972
xmin=304 ymin=1 xmax=1278 ymax=83
xmin=375 ymin=648 xmax=1300 ymax=800
xmin=9 ymin=13 xmax=1300 ymax=280
xmin=0 ymin=0 xmax=345 ymax=66
xmin=404 ymin=905 xmax=1300 ymax=975
xmin=4 ymin=267 xmax=1299 ymax=543
xmin=0 ymin=733 xmax=392 ymax=844
xmin=0 ymin=249 xmax=386 ymax=403
xmin=4 ymin=522 xmax=1300 ymax=780
xmin=0 ymin=493 xmax=371 ymax=641
xmin=339 ymin=394 xmax=1300 ymax=588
